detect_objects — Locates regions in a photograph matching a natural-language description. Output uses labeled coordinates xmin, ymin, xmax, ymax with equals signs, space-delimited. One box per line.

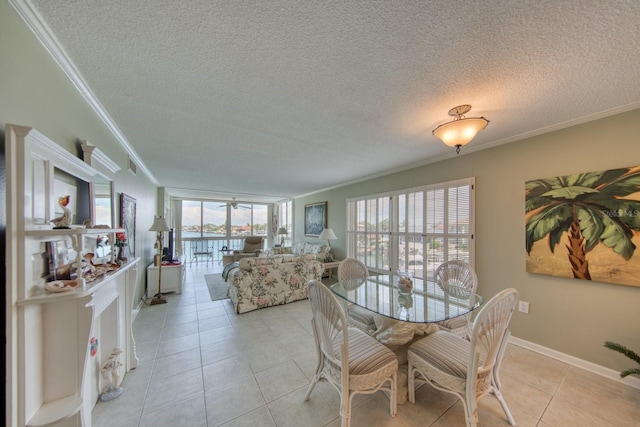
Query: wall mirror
xmin=53 ymin=167 xmax=91 ymax=225
xmin=92 ymin=172 xmax=114 ymax=259
xmin=81 ymin=141 xmax=120 ymax=227
xmin=93 ymin=173 xmax=113 ymax=227
xmin=82 ymin=142 xmax=120 ymax=261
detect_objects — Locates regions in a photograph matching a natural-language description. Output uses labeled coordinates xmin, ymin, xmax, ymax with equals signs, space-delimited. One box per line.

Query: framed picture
xmin=305 ymin=201 xmax=327 ymax=237
xmin=46 ymin=240 xmax=75 ymax=281
xmin=120 ymin=193 xmax=136 ymax=258
xmin=525 ymin=165 xmax=640 ymax=287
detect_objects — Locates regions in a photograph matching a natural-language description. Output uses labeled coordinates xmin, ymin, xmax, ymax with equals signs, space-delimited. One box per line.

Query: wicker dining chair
xmin=337 ymin=258 xmax=377 ymax=334
xmin=304 ymin=280 xmax=398 ymax=427
xmin=434 ymin=260 xmax=478 ymax=338
xmin=407 ymin=288 xmax=518 ymax=427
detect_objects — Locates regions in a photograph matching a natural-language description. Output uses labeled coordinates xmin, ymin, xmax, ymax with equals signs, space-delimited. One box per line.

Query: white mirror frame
xmin=81 ymin=141 xmax=120 ymax=228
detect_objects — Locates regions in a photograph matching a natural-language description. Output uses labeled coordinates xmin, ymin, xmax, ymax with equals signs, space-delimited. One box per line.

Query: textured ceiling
xmin=17 ymin=0 xmax=640 ymax=203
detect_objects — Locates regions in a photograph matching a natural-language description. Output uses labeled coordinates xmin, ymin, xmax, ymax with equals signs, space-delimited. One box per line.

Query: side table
xmin=322 ymin=260 xmax=341 ymax=279
xmin=147 ymin=260 xmax=185 ymax=298
xmin=220 ymin=249 xmax=235 ymax=266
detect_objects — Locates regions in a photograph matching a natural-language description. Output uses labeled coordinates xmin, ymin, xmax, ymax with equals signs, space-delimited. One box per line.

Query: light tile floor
xmin=93 ymin=262 xmax=640 ymax=426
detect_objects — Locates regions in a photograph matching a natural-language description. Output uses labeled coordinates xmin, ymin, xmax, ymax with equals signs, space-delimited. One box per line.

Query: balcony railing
xmin=178 ymin=237 xmax=265 ymax=264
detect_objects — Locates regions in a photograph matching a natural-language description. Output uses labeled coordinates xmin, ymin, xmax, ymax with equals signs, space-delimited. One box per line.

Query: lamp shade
xmin=277 ymin=227 xmax=288 ymax=235
xmin=433 ymin=117 xmax=488 ymax=148
xmin=149 ymin=216 xmax=170 ymax=232
xmin=318 ymin=228 xmax=337 ymax=240
xmin=432 ymin=105 xmax=488 ymax=153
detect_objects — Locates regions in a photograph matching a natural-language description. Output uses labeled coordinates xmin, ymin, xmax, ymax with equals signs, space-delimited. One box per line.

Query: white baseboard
xmin=132 ymin=299 xmax=144 ymax=322
xmin=510 ymin=336 xmax=640 ymax=390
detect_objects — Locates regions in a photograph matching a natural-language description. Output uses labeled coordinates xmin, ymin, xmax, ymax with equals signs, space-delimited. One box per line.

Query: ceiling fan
xmin=219 ymin=197 xmax=251 ymax=210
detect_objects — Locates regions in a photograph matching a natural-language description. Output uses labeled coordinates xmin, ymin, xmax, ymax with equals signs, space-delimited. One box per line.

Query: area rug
xmin=205 ymin=274 xmax=229 ymax=301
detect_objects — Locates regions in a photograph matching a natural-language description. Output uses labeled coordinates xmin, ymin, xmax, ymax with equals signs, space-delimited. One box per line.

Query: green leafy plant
xmin=604 ymin=341 xmax=640 ymax=378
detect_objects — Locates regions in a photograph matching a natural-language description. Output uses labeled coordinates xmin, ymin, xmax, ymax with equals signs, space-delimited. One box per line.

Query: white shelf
xmin=16 ymin=258 xmax=139 ymax=306
xmin=27 ymin=395 xmax=83 ymax=427
xmin=25 ymin=227 xmax=123 ymax=237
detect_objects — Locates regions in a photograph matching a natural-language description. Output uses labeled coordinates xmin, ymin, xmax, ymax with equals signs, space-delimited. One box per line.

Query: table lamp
xmin=277 ymin=227 xmax=288 ymax=246
xmin=149 ymin=215 xmax=170 ymax=305
xmin=318 ymin=227 xmax=337 ymax=249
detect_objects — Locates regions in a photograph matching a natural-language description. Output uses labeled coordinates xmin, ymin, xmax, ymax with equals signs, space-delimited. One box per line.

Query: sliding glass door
xmin=181 ymin=200 xmax=269 ymax=261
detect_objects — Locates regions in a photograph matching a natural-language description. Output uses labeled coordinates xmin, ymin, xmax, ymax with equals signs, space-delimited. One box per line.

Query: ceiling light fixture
xmin=432 ymin=104 xmax=489 ymax=154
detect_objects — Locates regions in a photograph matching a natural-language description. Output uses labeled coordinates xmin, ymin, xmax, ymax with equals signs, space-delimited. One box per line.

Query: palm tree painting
xmin=526 ymin=166 xmax=640 ymax=286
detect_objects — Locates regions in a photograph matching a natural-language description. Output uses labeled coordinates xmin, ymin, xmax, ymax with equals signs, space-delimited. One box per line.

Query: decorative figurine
xmin=396 ymin=270 xmax=413 ymax=293
xmin=100 ymin=347 xmax=124 ymax=401
xmin=50 ymin=195 xmax=72 ymax=229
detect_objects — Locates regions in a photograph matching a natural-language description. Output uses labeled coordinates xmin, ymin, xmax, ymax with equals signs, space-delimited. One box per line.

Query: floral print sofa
xmin=272 ymin=241 xmax=334 ymax=262
xmin=227 ymin=255 xmax=324 ymax=314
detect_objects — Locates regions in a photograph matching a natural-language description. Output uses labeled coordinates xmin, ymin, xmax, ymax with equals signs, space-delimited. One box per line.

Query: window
xmin=181 ymin=200 xmax=228 ymax=238
xmin=347 ymin=178 xmax=474 ymax=280
xmin=228 ymin=204 xmax=267 ymax=236
xmin=276 ymin=200 xmax=292 ymax=245
xmin=181 ymin=200 xmax=268 ymax=238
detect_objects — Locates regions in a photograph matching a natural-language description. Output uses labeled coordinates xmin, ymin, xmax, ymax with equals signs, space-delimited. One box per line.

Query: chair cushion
xmin=239 ymin=256 xmax=283 ymax=271
xmin=272 ymin=247 xmax=292 ymax=255
xmin=290 ymin=241 xmax=332 ymax=261
xmin=408 ymin=330 xmax=470 ymax=379
xmin=438 ymin=315 xmax=468 ymax=331
xmin=243 ymin=242 xmax=263 ymax=252
xmin=292 ymin=241 xmax=306 ymax=255
xmin=334 ymin=328 xmax=397 ymax=376
xmin=348 ymin=306 xmax=376 ymax=330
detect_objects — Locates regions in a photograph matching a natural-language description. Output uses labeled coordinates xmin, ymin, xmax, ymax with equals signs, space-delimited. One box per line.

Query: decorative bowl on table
xmin=395 ymin=270 xmax=413 ymax=293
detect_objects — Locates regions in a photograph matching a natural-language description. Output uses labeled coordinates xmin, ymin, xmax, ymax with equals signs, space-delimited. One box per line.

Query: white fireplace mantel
xmin=5 ymin=124 xmax=140 ymax=427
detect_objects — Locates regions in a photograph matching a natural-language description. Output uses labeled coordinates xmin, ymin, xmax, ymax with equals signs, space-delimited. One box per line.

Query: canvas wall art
xmin=305 ymin=201 xmax=327 ymax=237
xmin=120 ymin=193 xmax=136 ymax=259
xmin=525 ymin=165 xmax=640 ymax=287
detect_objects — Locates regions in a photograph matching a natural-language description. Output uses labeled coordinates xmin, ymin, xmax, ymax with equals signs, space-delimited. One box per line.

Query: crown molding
xmin=9 ymin=0 xmax=159 ymax=185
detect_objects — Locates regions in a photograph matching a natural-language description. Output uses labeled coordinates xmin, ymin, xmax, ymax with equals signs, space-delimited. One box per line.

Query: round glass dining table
xmin=330 ymin=274 xmax=483 ymax=324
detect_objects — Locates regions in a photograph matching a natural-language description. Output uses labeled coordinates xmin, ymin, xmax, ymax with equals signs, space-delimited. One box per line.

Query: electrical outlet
xmin=518 ymin=301 xmax=530 ymax=314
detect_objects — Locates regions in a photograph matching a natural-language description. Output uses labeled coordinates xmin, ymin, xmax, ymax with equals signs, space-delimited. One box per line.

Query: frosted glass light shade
xmin=433 ymin=117 xmax=489 ymax=148
xmin=432 ymin=105 xmax=489 ymax=153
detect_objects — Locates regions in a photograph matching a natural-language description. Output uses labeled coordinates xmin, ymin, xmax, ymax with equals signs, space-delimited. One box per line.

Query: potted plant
xmin=604 ymin=341 xmax=640 ymax=378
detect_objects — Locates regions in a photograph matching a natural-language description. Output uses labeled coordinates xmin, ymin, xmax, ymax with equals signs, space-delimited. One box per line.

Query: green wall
xmin=4 ymin=0 xmax=640 ymax=378
xmin=0 ymin=1 xmax=159 ymax=304
xmin=296 ymin=108 xmax=640 ymax=373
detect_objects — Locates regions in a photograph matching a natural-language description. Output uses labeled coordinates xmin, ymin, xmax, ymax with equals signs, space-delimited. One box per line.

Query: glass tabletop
xmin=330 ymin=274 xmax=483 ymax=323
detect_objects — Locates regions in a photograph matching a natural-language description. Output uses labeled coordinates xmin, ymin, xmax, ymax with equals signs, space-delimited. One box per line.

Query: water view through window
xmin=181 ymin=200 xmax=267 ymax=238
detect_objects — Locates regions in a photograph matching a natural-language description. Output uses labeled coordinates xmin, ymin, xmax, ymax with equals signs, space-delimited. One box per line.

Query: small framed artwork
xmin=120 ymin=193 xmax=136 ymax=258
xmin=46 ymin=240 xmax=75 ymax=280
xmin=305 ymin=201 xmax=327 ymax=237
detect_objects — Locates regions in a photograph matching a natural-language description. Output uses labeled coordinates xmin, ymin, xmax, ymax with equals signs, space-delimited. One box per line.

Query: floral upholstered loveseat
xmin=227 ymin=255 xmax=324 ymax=313
xmin=271 ymin=241 xmax=334 ymax=262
